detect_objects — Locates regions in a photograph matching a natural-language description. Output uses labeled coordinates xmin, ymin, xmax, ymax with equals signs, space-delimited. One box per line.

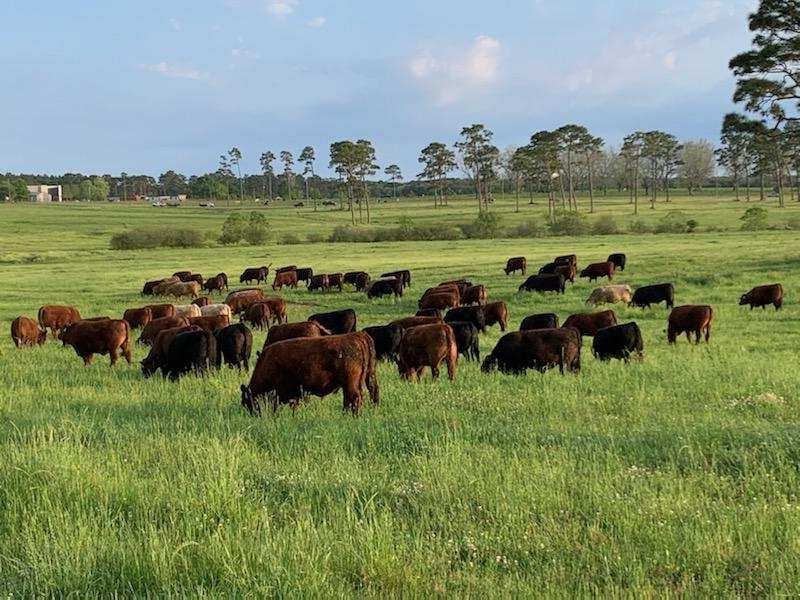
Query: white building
xmin=27 ymin=184 xmax=62 ymax=202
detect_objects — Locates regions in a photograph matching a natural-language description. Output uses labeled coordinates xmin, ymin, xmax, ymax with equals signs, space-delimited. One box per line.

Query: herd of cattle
xmin=9 ymin=256 xmax=786 ymax=416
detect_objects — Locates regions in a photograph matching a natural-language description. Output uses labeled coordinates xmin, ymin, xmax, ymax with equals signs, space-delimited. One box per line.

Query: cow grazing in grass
xmin=482 ymin=328 xmax=581 ymax=375
xmin=481 ymin=301 xmax=509 ymax=332
xmin=447 ymin=321 xmax=480 ymax=362
xmin=162 ymin=329 xmax=218 ymax=381
xmin=216 ymin=323 xmax=253 ymax=370
xmin=225 ymin=289 xmax=265 ymax=315
xmin=519 ymin=274 xmax=565 ymax=294
xmin=593 ymin=322 xmax=643 ymax=362
xmin=263 ymin=321 xmax=331 ymax=347
xmin=141 ymin=325 xmax=201 ymax=377
xmin=123 ymin=307 xmax=152 ymax=330
xmin=138 ymin=316 xmax=190 ymax=346
xmin=240 ymin=266 xmax=271 ymax=285
xmin=607 ymin=253 xmax=627 ymax=271
xmin=504 ymin=257 xmax=526 ymax=276
xmin=38 ymin=305 xmax=82 ymax=338
xmin=740 ymin=284 xmax=783 ymax=311
xmin=461 ymin=284 xmax=488 ymax=306
xmin=367 ymin=278 xmax=403 ymax=299
xmin=668 ymin=305 xmax=714 ymax=344
xmin=579 ymin=261 xmax=615 ymax=282
xmin=520 ymin=313 xmax=559 ymax=331
xmin=445 ymin=306 xmax=486 ymax=333
xmin=382 ymin=270 xmax=411 ymax=288
xmin=630 ymin=283 xmax=675 ymax=309
xmin=362 ymin=324 xmax=403 ymax=362
xmin=397 ymin=323 xmax=458 ymax=381
xmin=309 ymin=309 xmax=357 ymax=334
xmin=586 ymin=285 xmax=632 ymax=306
xmin=11 ymin=316 xmax=47 ymax=347
xmin=563 ymin=310 xmax=618 ymax=337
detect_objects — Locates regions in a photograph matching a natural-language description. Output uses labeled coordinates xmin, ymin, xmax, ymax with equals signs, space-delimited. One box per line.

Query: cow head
xmin=738 ymin=294 xmax=750 ymax=306
xmin=37 ymin=327 xmax=47 ymax=345
xmin=58 ymin=324 xmax=75 ymax=345
xmin=240 ymin=384 xmax=260 ymax=416
xmin=140 ymin=357 xmax=157 ymax=378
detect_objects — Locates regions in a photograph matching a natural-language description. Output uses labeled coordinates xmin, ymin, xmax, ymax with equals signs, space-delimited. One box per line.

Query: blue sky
xmin=0 ymin=0 xmax=757 ymax=178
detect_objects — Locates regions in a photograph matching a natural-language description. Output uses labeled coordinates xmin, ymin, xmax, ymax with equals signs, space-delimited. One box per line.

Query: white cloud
xmin=409 ymin=35 xmax=502 ymax=105
xmin=266 ymin=0 xmax=297 ymax=16
xmin=307 ymin=16 xmax=326 ymax=28
xmin=169 ymin=18 xmax=181 ymax=31
xmin=231 ymin=48 xmax=260 ymax=60
xmin=663 ymin=50 xmax=678 ymax=71
xmin=141 ymin=62 xmax=212 ymax=82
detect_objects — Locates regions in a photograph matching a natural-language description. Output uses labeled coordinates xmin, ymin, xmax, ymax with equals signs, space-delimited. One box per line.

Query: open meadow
xmin=2 ymin=195 xmax=800 ymax=595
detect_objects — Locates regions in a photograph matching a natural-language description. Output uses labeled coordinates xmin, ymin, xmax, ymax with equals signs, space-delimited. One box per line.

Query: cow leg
xmin=694 ymin=330 xmax=701 ymax=344
xmin=109 ymin=347 xmax=118 ymax=366
xmin=500 ymin=319 xmax=506 ymax=332
xmin=705 ymin=325 xmax=711 ymax=343
xmin=83 ymin=353 xmax=93 ymax=366
xmin=685 ymin=332 xmax=691 ymax=343
xmin=430 ymin=363 xmax=440 ymax=380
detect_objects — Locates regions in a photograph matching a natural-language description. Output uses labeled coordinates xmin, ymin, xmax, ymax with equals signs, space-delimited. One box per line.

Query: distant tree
xmin=259 ymin=151 xmax=276 ymax=201
xmin=12 ymin=179 xmax=28 ymax=201
xmin=455 ymin=124 xmax=498 ymax=212
xmin=680 ymin=141 xmax=716 ymax=195
xmin=509 ymin=146 xmax=535 ymax=212
xmin=581 ymin=134 xmax=605 ymax=212
xmin=556 ymin=124 xmax=592 ymax=210
xmin=219 ymin=213 xmax=246 ymax=245
xmin=384 ymin=164 xmax=402 ymax=200
xmin=228 ymin=147 xmax=243 ymax=202
xmin=298 ymin=146 xmax=316 ymax=208
xmin=280 ymin=151 xmax=294 ymax=200
xmin=91 ymin=176 xmax=109 ymax=201
xmin=244 ymin=211 xmax=271 ymax=245
xmin=418 ymin=142 xmax=456 ymax=208
xmin=528 ymin=130 xmax=563 ymax=221
xmin=0 ymin=180 xmax=13 ymax=202
xmin=640 ymin=131 xmax=681 ymax=208
xmin=119 ymin=172 xmax=129 ymax=201
xmin=218 ymin=155 xmax=233 ymax=205
xmin=354 ymin=140 xmax=379 ymax=223
xmin=717 ymin=118 xmax=751 ymax=201
xmin=158 ymin=170 xmax=188 ymax=196
xmin=330 ymin=140 xmax=378 ymax=224
xmin=620 ymin=132 xmax=646 ymax=215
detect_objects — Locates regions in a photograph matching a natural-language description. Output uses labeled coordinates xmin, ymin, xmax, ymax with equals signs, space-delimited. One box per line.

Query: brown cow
xmin=556 ymin=264 xmax=577 ymax=283
xmin=263 ymin=321 xmax=331 ymax=348
xmin=226 ymin=289 xmax=265 ymax=315
xmin=258 ymin=297 xmax=288 ymax=324
xmin=11 ymin=316 xmax=47 ymax=347
xmin=461 ymin=284 xmax=488 ymax=306
xmin=189 ymin=315 xmax=230 ymax=333
xmin=579 ymin=261 xmax=615 ymax=282
xmin=145 ymin=304 xmax=175 ymax=320
xmin=192 ymin=296 xmax=212 ymax=308
xmin=397 ymin=323 xmax=458 ymax=381
xmin=59 ymin=319 xmax=132 ymax=366
xmin=241 ymin=332 xmax=379 ymax=415
xmin=162 ymin=281 xmax=201 ymax=299
xmin=439 ymin=280 xmax=472 ymax=295
xmin=740 ymin=284 xmax=783 ymax=311
xmin=419 ymin=291 xmax=460 ymax=312
xmin=142 ymin=276 xmax=178 ymax=295
xmin=308 ymin=274 xmax=330 ymax=293
xmin=240 ymin=265 xmax=271 ymax=285
xmin=38 ymin=305 xmax=82 ymax=338
xmin=139 ymin=316 xmax=190 ymax=346
xmin=173 ymin=271 xmax=193 ymax=281
xmin=563 ymin=310 xmax=618 ymax=337
xmin=505 ymin=257 xmax=526 ymax=276
xmin=272 ymin=270 xmax=298 ymax=291
xmin=421 ymin=284 xmax=461 ymax=302
xmin=328 ymin=273 xmax=344 ymax=292
xmin=668 ymin=305 xmax=714 ymax=344
xmin=481 ymin=301 xmax=509 ymax=332
xmin=242 ymin=302 xmax=272 ymax=330
xmin=203 ymin=275 xmax=227 ymax=294
xmin=390 ymin=316 xmax=442 ymax=330
xmin=123 ymin=307 xmax=153 ymax=330
xmin=554 ymin=254 xmax=578 ymax=268
xmin=140 ymin=325 xmax=201 ymax=377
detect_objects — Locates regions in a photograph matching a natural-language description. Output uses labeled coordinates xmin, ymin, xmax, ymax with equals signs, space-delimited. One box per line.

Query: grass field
xmin=2 ymin=194 xmax=800 ymax=596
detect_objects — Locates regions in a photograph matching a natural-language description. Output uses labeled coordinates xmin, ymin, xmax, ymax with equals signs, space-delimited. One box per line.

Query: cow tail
xmin=123 ymin=320 xmax=133 ymax=361
xmin=559 ymin=345 xmax=566 ymax=375
xmin=37 ymin=306 xmax=45 ymax=328
xmin=445 ymin=326 xmax=458 ymax=380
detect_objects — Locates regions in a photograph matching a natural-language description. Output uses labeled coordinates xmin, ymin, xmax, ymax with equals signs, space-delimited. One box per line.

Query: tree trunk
xmin=515 ymin=178 xmax=520 ymax=213
xmin=759 ymin=173 xmax=765 ymax=201
xmin=633 ymin=162 xmax=639 ymax=216
xmin=588 ymin=163 xmax=595 ymax=213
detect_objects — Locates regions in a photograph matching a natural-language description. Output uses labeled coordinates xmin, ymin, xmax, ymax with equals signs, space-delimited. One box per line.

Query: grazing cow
xmin=59 ymin=319 xmax=132 ymax=366
xmin=381 ymin=270 xmax=411 ymax=288
xmin=461 ymin=284 xmax=488 ymax=306
xmin=162 ymin=329 xmax=218 ymax=381
xmin=142 ymin=276 xmax=178 ymax=295
xmin=397 ymin=323 xmax=458 ymax=381
xmin=416 ymin=308 xmax=443 ymax=318
xmin=367 ymin=278 xmax=403 ymax=299
xmin=520 ymin=313 xmax=559 ymax=331
xmin=216 ymin=323 xmax=253 ymax=370
xmin=740 ymin=284 xmax=783 ymax=310
xmin=139 ymin=316 xmax=190 ymax=346
xmin=203 ymin=275 xmax=226 ymax=294
xmin=391 ymin=316 xmax=442 ymax=330
xmin=481 ymin=301 xmax=509 ymax=332
xmin=257 ymin=297 xmax=288 ymax=325
xmin=580 ymin=261 xmax=615 ymax=282
xmin=141 ymin=325 xmax=201 ymax=377
xmin=295 ymin=268 xmax=314 ymax=284
xmin=144 ymin=303 xmax=175 ymax=320
xmin=482 ymin=328 xmax=581 ymax=375
xmin=505 ymin=257 xmax=527 ymax=276
xmin=186 ymin=274 xmax=203 ymax=286
xmin=554 ymin=254 xmax=578 ymax=267
xmin=308 ymin=274 xmax=330 ymax=293
xmin=240 ymin=266 xmax=271 ymax=285
xmin=362 ymin=324 xmax=403 ymax=361
xmin=309 ymin=309 xmax=357 ymax=334
xmin=630 ymin=283 xmax=675 ymax=309
xmin=447 ymin=321 xmax=480 ymax=362
xmin=217 ymin=273 xmax=229 ymax=290
xmin=272 ymin=270 xmax=299 ymax=291
xmin=225 ymin=289 xmax=265 ymax=315
xmin=192 ymin=297 xmax=212 ymax=308
xmin=240 ymin=332 xmax=379 ymax=415
xmin=162 ymin=281 xmax=201 ymax=300
xmin=276 ymin=265 xmax=298 ymax=274
xmin=563 ymin=310 xmax=618 ymax=337
xmin=11 ymin=316 xmax=47 ymax=347
xmin=38 ymin=305 xmax=82 ymax=338
xmin=242 ymin=302 xmax=272 ymax=330
xmin=420 ymin=285 xmax=461 ymax=305
xmin=419 ymin=291 xmax=460 ymax=312
xmin=519 ymin=274 xmax=565 ymax=294
xmin=200 ymin=304 xmax=233 ymax=320
xmin=439 ymin=280 xmax=472 ymax=295
xmin=586 ymin=285 xmax=633 ymax=306
xmin=539 ymin=263 xmax=576 ymax=283
xmin=152 ymin=278 xmax=181 ymax=296
xmin=668 ymin=305 xmax=714 ymax=344
xmin=344 ymin=271 xmax=370 ymax=290
xmin=123 ymin=307 xmax=152 ymax=330
xmin=328 ymin=273 xmax=344 ymax=292
xmin=444 ymin=306 xmax=487 ymax=333
xmin=174 ymin=304 xmax=202 ymax=319
xmin=607 ymin=253 xmax=627 ymax=271
xmin=189 ymin=315 xmax=230 ymax=333
xmin=263 ymin=321 xmax=331 ymax=347
xmin=173 ymin=271 xmax=193 ymax=281
xmin=593 ymin=322 xmax=643 ymax=362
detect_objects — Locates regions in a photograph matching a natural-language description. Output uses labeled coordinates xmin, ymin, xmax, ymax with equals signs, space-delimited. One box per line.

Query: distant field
xmin=1 ymin=196 xmax=800 ymax=595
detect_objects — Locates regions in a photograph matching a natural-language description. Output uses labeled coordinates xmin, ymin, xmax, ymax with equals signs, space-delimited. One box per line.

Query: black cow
xmin=481 ymin=328 xmax=581 ymax=375
xmin=447 ymin=321 xmax=480 ymax=362
xmin=215 ymin=323 xmax=253 ymax=370
xmin=444 ymin=306 xmax=486 ymax=333
xmin=592 ymin=322 xmax=643 ymax=362
xmin=518 ymin=274 xmax=565 ymax=294
xmin=607 ymin=253 xmax=627 ymax=271
xmin=362 ymin=324 xmax=403 ymax=361
xmin=308 ymin=309 xmax=357 ymax=334
xmin=367 ymin=278 xmax=403 ymax=299
xmin=381 ymin=269 xmax=411 ymax=288
xmin=520 ymin=313 xmax=559 ymax=330
xmin=295 ymin=268 xmax=314 ymax=284
xmin=630 ymin=283 xmax=675 ymax=309
xmin=163 ymin=329 xmax=218 ymax=380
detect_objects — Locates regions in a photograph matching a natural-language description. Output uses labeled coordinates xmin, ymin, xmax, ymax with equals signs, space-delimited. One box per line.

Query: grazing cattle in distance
xmin=38 ymin=305 xmax=82 ymax=338
xmin=445 ymin=306 xmax=487 ymax=333
xmin=309 ymin=309 xmax=357 ymax=335
xmin=447 ymin=321 xmax=480 ymax=362
xmin=740 ymin=284 xmax=783 ymax=310
xmin=161 ymin=281 xmax=201 ymax=300
xmin=607 ymin=253 xmax=627 ymax=271
xmin=461 ymin=284 xmax=488 ymax=306
xmin=256 ymin=297 xmax=288 ymax=325
xmin=162 ymin=329 xmax=218 ymax=381
xmin=416 ymin=308 xmax=443 ymax=318
xmin=217 ymin=273 xmax=229 ymax=290
xmin=440 ymin=280 xmax=472 ymax=295
xmin=174 ymin=304 xmax=202 ymax=319
xmin=241 ymin=332 xmax=379 ymax=415
xmin=630 ymin=283 xmax=675 ymax=309
xmin=139 ymin=316 xmax=190 ymax=346
xmin=520 ymin=313 xmax=559 ymax=331
xmin=344 ymin=271 xmax=370 ymax=290
xmin=173 ymin=271 xmax=193 ymax=281
xmin=519 ymin=274 xmax=565 ymax=294
xmin=328 ymin=273 xmax=344 ymax=292
xmin=391 ymin=316 xmax=442 ymax=330
xmin=362 ymin=324 xmax=404 ymax=362
xmin=668 ymin=305 xmax=714 ymax=344
xmin=240 ymin=266 xmax=271 ymax=285
xmin=554 ymin=254 xmax=578 ymax=268
xmin=295 ymin=268 xmax=314 ymax=284
xmin=216 ymin=323 xmax=253 ymax=370
xmin=144 ymin=303 xmax=175 ymax=320
xmin=123 ymin=307 xmax=152 ymax=330
xmin=225 ymin=289 xmax=265 ymax=315
xmin=397 ymin=323 xmax=458 ymax=381
xmin=367 ymin=278 xmax=403 ymax=299
xmin=586 ymin=285 xmax=633 ymax=306
xmin=242 ymin=302 xmax=272 ymax=330
xmin=189 ymin=315 xmax=230 ymax=333
xmin=563 ymin=310 xmax=618 ymax=337
xmin=308 ymin=274 xmax=330 ymax=293
xmin=276 ymin=265 xmax=298 ymax=274
xmin=11 ymin=316 xmax=47 ymax=347
xmin=419 ymin=291 xmax=460 ymax=312
xmin=141 ymin=325 xmax=201 ymax=377
xmin=152 ymin=278 xmax=181 ymax=296
xmin=263 ymin=321 xmax=331 ymax=347
xmin=192 ymin=297 xmax=212 ymax=308
xmin=200 ymin=304 xmax=233 ymax=320
xmin=420 ymin=285 xmax=461 ymax=306
xmin=481 ymin=328 xmax=581 ymax=375
xmin=382 ymin=270 xmax=411 ymax=288
xmin=481 ymin=301 xmax=509 ymax=332
xmin=593 ymin=322 xmax=643 ymax=362
xmin=59 ymin=319 xmax=132 ymax=366
xmin=505 ymin=257 xmax=527 ymax=276
xmin=185 ymin=274 xmax=203 ymax=286
xmin=538 ymin=263 xmax=576 ymax=283
xmin=272 ymin=270 xmax=299 ymax=291
xmin=580 ymin=261 xmax=615 ymax=282
xmin=142 ymin=276 xmax=178 ymax=295
xmin=203 ymin=275 xmax=227 ymax=294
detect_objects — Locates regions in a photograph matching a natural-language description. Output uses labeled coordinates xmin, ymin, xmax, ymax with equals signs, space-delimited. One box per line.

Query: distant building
xmin=147 ymin=195 xmax=186 ymax=206
xmin=27 ymin=185 xmax=62 ymax=202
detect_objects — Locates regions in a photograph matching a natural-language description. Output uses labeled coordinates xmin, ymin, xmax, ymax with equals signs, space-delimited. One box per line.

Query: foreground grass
xmin=1 ymin=201 xmax=800 ymax=595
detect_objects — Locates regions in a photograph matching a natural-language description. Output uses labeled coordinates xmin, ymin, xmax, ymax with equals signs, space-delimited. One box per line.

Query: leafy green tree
xmin=218 ymin=155 xmax=234 ymax=205
xmin=741 ymin=206 xmax=769 ymax=230
xmin=329 ymin=139 xmax=378 ymax=224
xmin=12 ymin=180 xmax=28 ymax=201
xmin=228 ymin=147 xmax=243 ymax=202
xmin=280 ymin=151 xmax=295 ymax=200
xmin=299 ymin=146 xmax=316 ymax=208
xmin=244 ymin=211 xmax=271 ymax=245
xmin=259 ymin=151 xmax=276 ymax=201
xmin=384 ymin=164 xmax=402 ymax=200
xmin=418 ymin=142 xmax=456 ymax=208
xmin=620 ymin=132 xmax=646 ymax=214
xmin=219 ymin=213 xmax=246 ymax=244
xmin=0 ymin=180 xmax=13 ymax=202
xmin=158 ymin=170 xmax=188 ymax=196
xmin=455 ymin=124 xmax=498 ymax=212
xmin=680 ymin=141 xmax=715 ymax=196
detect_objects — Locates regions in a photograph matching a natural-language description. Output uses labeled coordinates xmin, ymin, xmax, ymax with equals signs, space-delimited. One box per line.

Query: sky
xmin=0 ymin=0 xmax=758 ymax=178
